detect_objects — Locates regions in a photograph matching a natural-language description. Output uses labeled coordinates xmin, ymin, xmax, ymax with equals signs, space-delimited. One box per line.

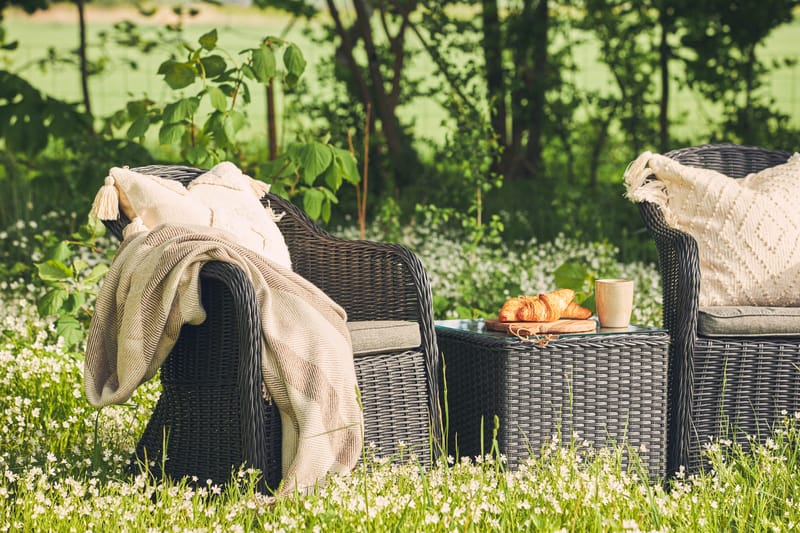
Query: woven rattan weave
xmin=437 ymin=320 xmax=669 ymax=479
xmin=637 ymin=143 xmax=800 ymax=475
xmin=102 ymin=165 xmax=441 ymax=489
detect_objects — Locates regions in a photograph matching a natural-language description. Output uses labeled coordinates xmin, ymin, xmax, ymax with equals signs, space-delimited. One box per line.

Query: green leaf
xmin=159 ymin=122 xmax=184 ymax=145
xmin=333 ymin=147 xmax=360 ymax=184
xmin=321 ymin=198 xmax=331 ymax=223
xmin=297 ymin=142 xmax=333 ymax=185
xmin=187 ymin=145 xmax=208 ymax=166
xmin=554 ymin=261 xmax=590 ymax=292
xmin=126 ymin=99 xmax=149 ymax=118
xmin=36 ymin=260 xmax=73 ymax=282
xmin=228 ymin=109 xmax=246 ymax=130
xmin=84 ymin=215 xmax=107 ymax=240
xmin=240 ymin=63 xmax=255 ymax=81
xmin=38 ymin=288 xmax=68 ymax=317
xmin=260 ymin=154 xmax=292 ymax=179
xmin=207 ymin=86 xmax=227 ymax=111
xmin=83 ymin=264 xmax=109 ymax=285
xmin=320 ymin=187 xmax=338 ymax=203
xmin=159 ymin=60 xmax=196 ymax=89
xmin=285 ymin=141 xmax=304 ymax=161
xmin=67 ymin=292 xmax=86 ymax=313
xmin=322 ymin=159 xmax=343 ymax=191
xmin=251 ymin=45 xmax=276 ymax=84
xmin=56 ymin=316 xmax=84 ymax=350
xmin=302 ymin=188 xmax=325 ymax=220
xmin=162 ymin=97 xmax=199 ymax=123
xmin=283 ymin=44 xmax=306 ymax=77
xmin=48 ymin=241 xmax=72 ymax=263
xmin=199 ymin=55 xmax=226 ymax=78
xmin=222 ymin=115 xmax=236 ymax=144
xmin=126 ymin=114 xmax=150 ymax=139
xmin=284 ymin=72 xmax=300 ymax=89
xmin=202 ymin=110 xmax=222 ymax=135
xmin=72 ymin=259 xmax=89 ymax=274
xmin=198 ymin=29 xmax=218 ymax=50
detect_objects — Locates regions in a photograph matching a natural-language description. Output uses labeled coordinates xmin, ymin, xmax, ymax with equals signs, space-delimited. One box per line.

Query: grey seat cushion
xmin=348 ymin=320 xmax=421 ymax=356
xmin=698 ymin=306 xmax=800 ymax=337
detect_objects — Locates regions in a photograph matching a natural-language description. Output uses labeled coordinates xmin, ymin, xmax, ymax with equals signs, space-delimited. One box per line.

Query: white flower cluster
xmin=337 ymin=224 xmax=663 ymax=325
xmin=4 ymin=220 xmax=800 ymax=531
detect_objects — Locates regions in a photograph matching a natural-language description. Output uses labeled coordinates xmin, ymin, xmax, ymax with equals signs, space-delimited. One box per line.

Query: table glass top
xmin=435 ymin=318 xmax=665 ymax=338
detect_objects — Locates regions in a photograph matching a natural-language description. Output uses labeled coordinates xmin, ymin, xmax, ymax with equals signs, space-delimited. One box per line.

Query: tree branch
xmin=352 ymin=0 xmax=404 ymax=155
xmin=407 ymin=19 xmax=479 ymax=115
xmin=325 ymin=0 xmax=372 ymax=110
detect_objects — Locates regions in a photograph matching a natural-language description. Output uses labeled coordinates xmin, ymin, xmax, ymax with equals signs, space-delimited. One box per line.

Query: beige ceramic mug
xmin=595 ymin=279 xmax=634 ymax=328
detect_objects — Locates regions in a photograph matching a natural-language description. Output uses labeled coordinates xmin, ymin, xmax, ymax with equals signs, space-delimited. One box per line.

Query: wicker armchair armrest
xmin=638 ymin=200 xmax=698 ymax=472
xmin=133 ymin=260 xmax=282 ymax=488
xmin=190 ymin=261 xmax=278 ymax=483
xmin=265 ymin=193 xmax=442 ymax=443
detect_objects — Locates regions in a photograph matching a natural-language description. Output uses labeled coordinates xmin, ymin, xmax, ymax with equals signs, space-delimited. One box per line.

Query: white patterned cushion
xmin=93 ymin=163 xmax=292 ymax=269
xmin=625 ymin=151 xmax=800 ymax=306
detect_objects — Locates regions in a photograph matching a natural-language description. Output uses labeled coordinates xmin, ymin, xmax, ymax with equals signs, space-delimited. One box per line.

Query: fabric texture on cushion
xmin=347 ymin=320 xmax=421 ymax=356
xmin=92 ymin=163 xmax=292 ymax=270
xmin=187 ymin=162 xmax=291 ymax=270
xmin=624 ymin=151 xmax=800 ymax=306
xmin=698 ymin=306 xmax=800 ymax=337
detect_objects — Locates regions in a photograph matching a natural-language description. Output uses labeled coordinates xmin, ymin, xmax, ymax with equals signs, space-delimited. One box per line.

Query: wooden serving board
xmin=485 ymin=317 xmax=597 ymax=335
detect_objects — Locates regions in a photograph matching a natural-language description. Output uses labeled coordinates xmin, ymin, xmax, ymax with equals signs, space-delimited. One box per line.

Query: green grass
xmin=1 ymin=212 xmax=799 ymax=530
xmin=2 ymin=281 xmax=800 ymax=531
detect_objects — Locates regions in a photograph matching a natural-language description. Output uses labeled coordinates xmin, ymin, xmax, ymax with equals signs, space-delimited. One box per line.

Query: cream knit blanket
xmin=84 ymin=224 xmax=363 ymax=495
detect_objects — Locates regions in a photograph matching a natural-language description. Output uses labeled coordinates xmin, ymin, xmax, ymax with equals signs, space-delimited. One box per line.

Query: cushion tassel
xmin=91 ymin=175 xmax=120 ymax=220
xmin=249 ymin=177 xmax=271 ymax=199
xmin=122 ymin=216 xmax=149 ymax=241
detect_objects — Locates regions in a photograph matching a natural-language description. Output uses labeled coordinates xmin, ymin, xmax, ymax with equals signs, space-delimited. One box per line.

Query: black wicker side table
xmin=436 ymin=319 xmax=669 ymax=479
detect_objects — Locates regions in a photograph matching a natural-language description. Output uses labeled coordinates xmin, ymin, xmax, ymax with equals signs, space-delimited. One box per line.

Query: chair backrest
xmin=660 ymin=143 xmax=791 ymax=179
xmin=637 ymin=143 xmax=792 ymax=330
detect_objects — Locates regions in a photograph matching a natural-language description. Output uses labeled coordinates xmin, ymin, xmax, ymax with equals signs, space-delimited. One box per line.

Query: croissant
xmin=539 ymin=288 xmax=575 ymax=320
xmin=499 ymin=289 xmax=588 ymax=322
xmin=518 ymin=295 xmax=552 ymax=321
xmin=498 ymin=296 xmax=526 ymax=322
xmin=563 ymin=300 xmax=592 ymax=319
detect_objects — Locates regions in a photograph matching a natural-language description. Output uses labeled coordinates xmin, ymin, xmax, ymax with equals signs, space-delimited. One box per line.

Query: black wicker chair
xmin=102 ymin=165 xmax=442 ymax=490
xmin=636 ymin=143 xmax=800 ymax=475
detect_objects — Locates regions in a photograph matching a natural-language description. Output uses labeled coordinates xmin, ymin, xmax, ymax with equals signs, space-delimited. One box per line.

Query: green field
xmin=4 ymin=4 xmax=799 ymax=147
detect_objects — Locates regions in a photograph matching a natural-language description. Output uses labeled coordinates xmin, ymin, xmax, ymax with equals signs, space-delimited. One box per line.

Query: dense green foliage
xmin=1 ymin=2 xmax=798 ymax=263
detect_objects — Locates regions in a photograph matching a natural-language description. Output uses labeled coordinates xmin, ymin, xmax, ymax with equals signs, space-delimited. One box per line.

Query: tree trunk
xmin=523 ymin=0 xmax=548 ymax=178
xmin=266 ymin=80 xmax=278 ymax=160
xmin=742 ymin=43 xmax=757 ymax=143
xmin=351 ymin=0 xmax=405 ymax=157
xmin=506 ymin=4 xmax=532 ymax=180
xmin=505 ymin=0 xmax=549 ymax=181
xmin=76 ymin=0 xmax=93 ymax=133
xmin=481 ymin=0 xmax=507 ymax=152
xmin=326 ymin=0 xmax=373 ymax=119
